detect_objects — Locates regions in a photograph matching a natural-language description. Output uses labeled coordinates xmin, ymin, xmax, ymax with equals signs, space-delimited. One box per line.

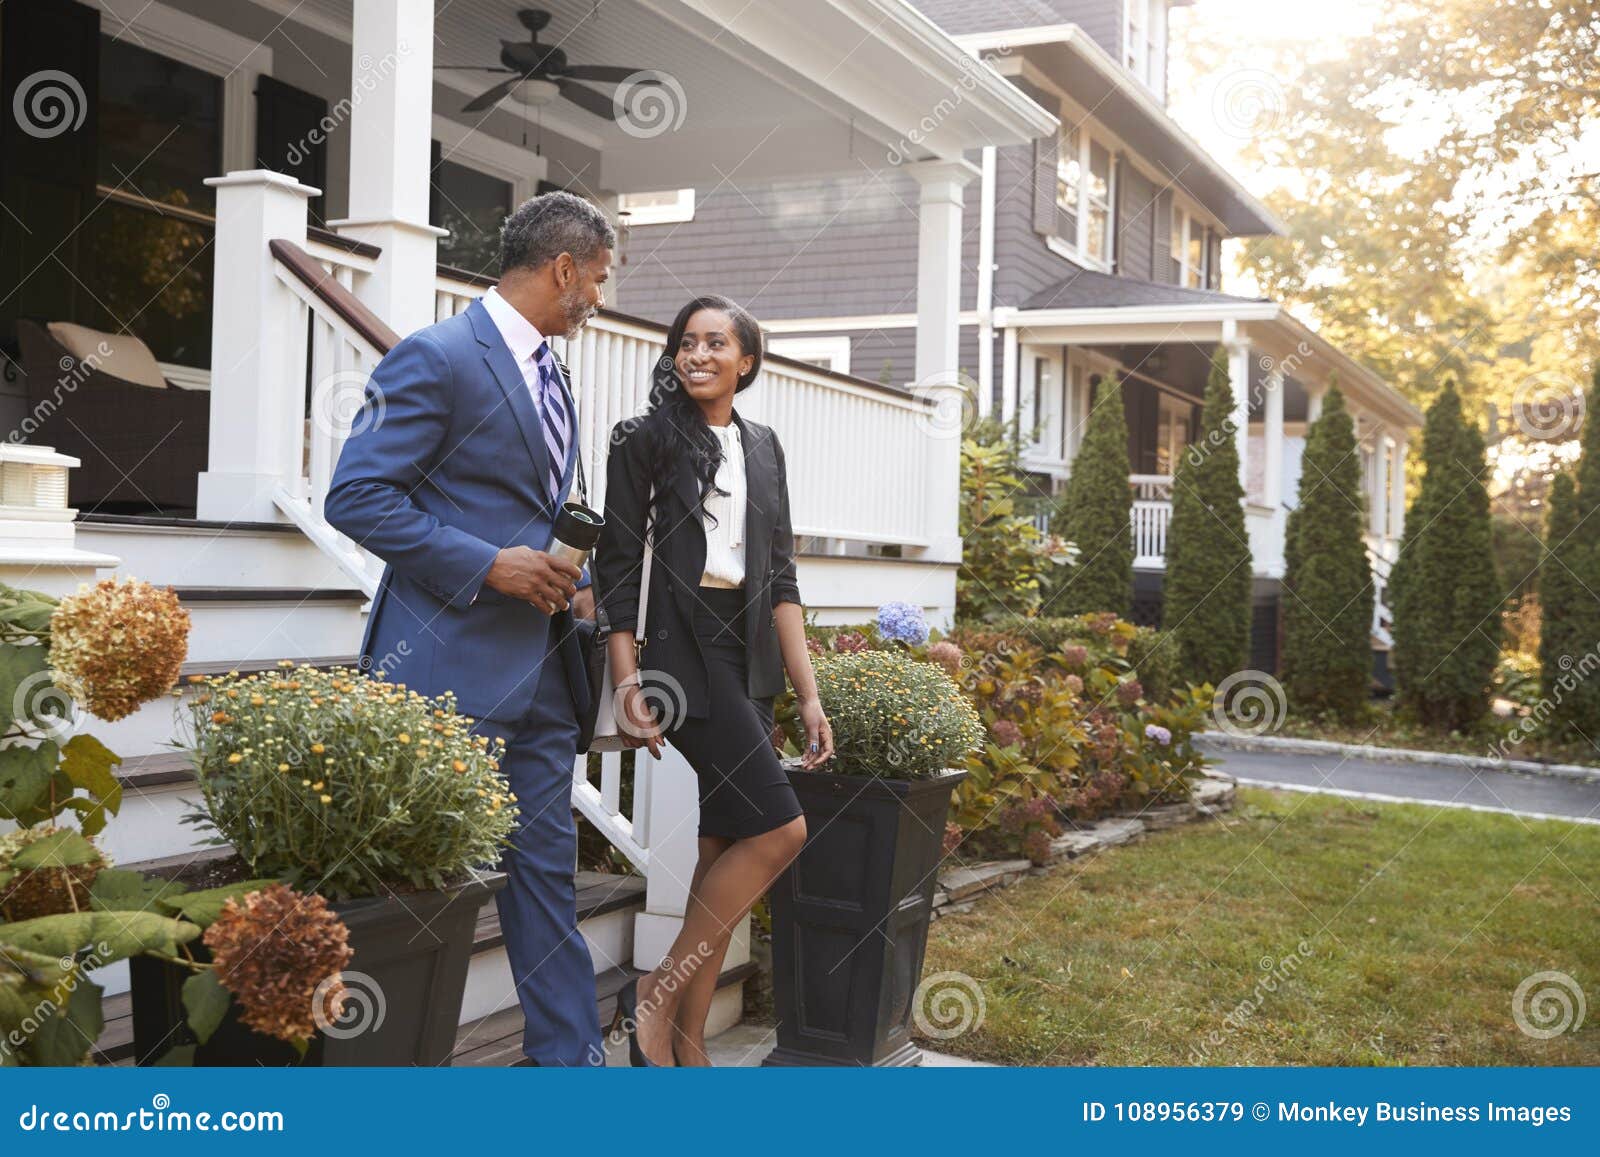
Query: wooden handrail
xmin=307 ymin=225 xmax=382 ymax=259
xmin=269 ymin=238 xmax=399 ymax=355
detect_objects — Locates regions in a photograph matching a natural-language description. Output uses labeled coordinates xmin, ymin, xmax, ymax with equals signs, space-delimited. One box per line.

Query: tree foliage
xmin=1050 ymin=377 xmax=1132 ymax=616
xmin=1389 ymin=385 xmax=1501 ymax=729
xmin=1163 ymin=347 xmax=1252 ymax=685
xmin=1280 ymin=389 xmax=1375 ymax=717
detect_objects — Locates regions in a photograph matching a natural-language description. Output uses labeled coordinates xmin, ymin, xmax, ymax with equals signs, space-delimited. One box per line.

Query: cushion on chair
xmin=45 ymin=321 xmax=168 ymax=390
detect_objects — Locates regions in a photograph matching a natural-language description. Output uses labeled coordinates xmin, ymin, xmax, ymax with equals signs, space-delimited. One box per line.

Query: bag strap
xmin=634 ymin=487 xmax=654 ymax=647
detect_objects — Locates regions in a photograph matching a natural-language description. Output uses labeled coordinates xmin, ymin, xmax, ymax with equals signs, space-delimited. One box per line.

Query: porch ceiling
xmin=288 ymin=0 xmax=1056 ymax=191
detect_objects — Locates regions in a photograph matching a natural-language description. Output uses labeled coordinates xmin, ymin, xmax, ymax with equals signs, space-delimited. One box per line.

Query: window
xmin=617 ymin=188 xmax=695 ymax=226
xmin=431 ymin=155 xmax=513 ymax=272
xmin=768 ymin=335 xmax=849 ymax=375
xmin=1155 ymin=392 xmax=1193 ymax=475
xmin=1054 ymin=124 xmax=1115 ymax=269
xmin=1124 ymin=0 xmax=1167 ymax=93
xmin=80 ymin=36 xmax=223 ymax=366
xmin=1170 ymin=203 xmax=1214 ymax=289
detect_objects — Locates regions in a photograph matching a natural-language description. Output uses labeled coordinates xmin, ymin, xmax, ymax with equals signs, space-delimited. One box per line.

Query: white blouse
xmin=699 ymin=422 xmax=746 ymax=588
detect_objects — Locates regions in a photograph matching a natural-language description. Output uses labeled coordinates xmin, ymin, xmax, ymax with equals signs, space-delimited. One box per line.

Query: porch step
xmin=75 ymin=515 xmax=359 ymax=591
xmin=87 ymin=869 xmax=649 ymax=1065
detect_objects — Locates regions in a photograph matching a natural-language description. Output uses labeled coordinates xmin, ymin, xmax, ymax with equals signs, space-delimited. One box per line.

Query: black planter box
xmin=130 ymin=872 xmax=506 ymax=1066
xmin=765 ymin=766 xmax=966 ymax=1067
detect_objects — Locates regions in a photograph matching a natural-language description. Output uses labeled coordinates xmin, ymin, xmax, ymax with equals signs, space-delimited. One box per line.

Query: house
xmin=616 ymin=0 xmax=1424 ymax=672
xmin=0 ymin=0 xmax=1055 ymax=1056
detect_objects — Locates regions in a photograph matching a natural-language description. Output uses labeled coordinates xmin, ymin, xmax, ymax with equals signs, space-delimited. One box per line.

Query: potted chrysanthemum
xmin=127 ymin=664 xmax=517 ymax=1066
xmin=766 ymin=648 xmax=981 ymax=1067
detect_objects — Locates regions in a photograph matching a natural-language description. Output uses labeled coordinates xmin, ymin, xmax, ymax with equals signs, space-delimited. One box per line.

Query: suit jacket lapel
xmin=470 ymin=300 xmax=556 ymax=509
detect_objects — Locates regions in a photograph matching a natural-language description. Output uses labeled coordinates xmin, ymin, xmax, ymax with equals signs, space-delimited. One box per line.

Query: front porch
xmin=992 ymin=276 xmax=1421 ymax=650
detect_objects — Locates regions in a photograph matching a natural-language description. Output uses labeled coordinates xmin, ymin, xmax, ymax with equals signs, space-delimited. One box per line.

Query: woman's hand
xmin=797 ymin=695 xmax=834 ymax=769
xmin=618 ymin=682 xmax=664 ymax=758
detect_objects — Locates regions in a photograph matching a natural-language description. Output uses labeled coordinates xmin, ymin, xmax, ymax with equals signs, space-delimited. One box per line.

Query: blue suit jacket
xmin=324 ymin=298 xmax=592 ymax=726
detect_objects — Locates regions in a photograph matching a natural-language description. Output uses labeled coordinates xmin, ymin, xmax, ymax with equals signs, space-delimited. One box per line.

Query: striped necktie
xmin=533 ymin=340 xmax=569 ymax=502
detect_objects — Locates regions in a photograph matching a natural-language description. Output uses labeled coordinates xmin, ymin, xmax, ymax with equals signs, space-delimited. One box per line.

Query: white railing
xmin=1366 ymin=539 xmax=1395 ymax=648
xmin=435 ymin=267 xmax=486 ymax=322
xmin=1131 ymin=498 xmax=1171 ymax=568
xmin=1130 ymin=472 xmax=1173 ymax=501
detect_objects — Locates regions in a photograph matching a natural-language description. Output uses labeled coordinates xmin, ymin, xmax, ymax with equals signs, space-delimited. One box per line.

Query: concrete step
xmin=76 ymin=514 xmax=359 ymax=591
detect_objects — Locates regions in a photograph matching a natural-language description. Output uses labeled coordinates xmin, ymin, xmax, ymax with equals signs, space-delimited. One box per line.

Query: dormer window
xmin=1124 ymin=0 xmax=1168 ymax=96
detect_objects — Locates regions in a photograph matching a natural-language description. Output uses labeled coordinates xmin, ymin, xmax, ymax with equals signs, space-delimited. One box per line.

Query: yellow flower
xmin=278 ymin=763 xmax=290 ymax=772
xmin=311 ymin=781 xmax=324 ymax=791
xmin=397 ymin=733 xmax=411 ymax=744
xmin=250 ymin=694 xmax=266 ymax=707
xmin=310 ymin=743 xmax=325 ymax=755
xmin=319 ymin=794 xmax=333 ymax=804
xmin=227 ymin=753 xmax=243 ymax=764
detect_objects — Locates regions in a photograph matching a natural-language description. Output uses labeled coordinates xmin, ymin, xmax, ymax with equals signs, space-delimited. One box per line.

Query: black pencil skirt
xmin=664 ymin=585 xmax=804 ymax=840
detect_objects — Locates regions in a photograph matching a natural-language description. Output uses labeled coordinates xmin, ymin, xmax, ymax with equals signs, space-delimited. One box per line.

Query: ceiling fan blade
xmin=435 ymin=65 xmax=515 ymax=72
xmin=557 ymin=78 xmax=620 ymax=120
xmin=558 ymin=65 xmax=659 ymax=84
xmin=463 ymin=76 xmax=522 ymax=112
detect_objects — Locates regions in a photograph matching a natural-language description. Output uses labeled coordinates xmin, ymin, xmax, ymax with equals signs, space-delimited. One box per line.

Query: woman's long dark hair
xmin=643 ymin=294 xmax=764 ymax=534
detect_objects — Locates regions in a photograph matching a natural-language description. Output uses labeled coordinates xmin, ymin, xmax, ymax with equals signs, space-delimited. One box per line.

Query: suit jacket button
xmin=657 ymin=629 xmax=668 ymax=640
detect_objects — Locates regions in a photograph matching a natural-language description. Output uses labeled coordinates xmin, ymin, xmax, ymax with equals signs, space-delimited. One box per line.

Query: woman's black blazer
xmin=593 ymin=407 xmax=801 ymax=721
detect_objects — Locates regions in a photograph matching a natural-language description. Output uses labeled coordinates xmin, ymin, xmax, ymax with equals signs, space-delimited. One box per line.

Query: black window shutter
xmin=1033 ymin=132 xmax=1058 ymax=237
xmin=428 ymin=138 xmax=443 ymax=229
xmin=255 ymin=75 xmax=328 ymax=222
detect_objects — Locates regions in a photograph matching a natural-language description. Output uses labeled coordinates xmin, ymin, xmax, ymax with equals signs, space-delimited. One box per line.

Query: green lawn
xmin=919 ymin=788 xmax=1599 ymax=1066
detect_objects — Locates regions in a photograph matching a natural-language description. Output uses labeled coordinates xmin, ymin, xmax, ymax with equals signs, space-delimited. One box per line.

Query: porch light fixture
xmin=0 ymin=444 xmax=74 ymax=513
xmin=518 ymin=77 xmax=561 ymax=107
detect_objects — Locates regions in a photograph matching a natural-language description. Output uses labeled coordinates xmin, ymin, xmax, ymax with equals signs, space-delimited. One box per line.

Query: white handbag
xmin=587 ymin=491 xmax=654 ymax=753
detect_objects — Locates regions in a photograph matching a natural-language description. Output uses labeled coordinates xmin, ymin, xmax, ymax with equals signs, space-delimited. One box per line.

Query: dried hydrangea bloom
xmin=203 ymin=883 xmax=353 ymax=1043
xmin=48 ymin=577 xmax=190 ymax=721
xmin=0 ymin=826 xmax=110 ymax=921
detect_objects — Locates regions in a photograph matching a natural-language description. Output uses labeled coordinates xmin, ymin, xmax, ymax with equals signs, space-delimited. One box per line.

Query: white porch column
xmin=907 ymin=158 xmax=978 ymax=569
xmin=329 ymin=0 xmax=445 ymax=338
xmin=1306 ymin=382 xmax=1327 ymax=424
xmin=1368 ymin=424 xmax=1389 ymax=537
xmin=1224 ymin=332 xmax=1251 ymax=493
xmin=632 ymin=747 xmax=704 ymax=966
xmin=1263 ymin=365 xmax=1285 ymax=509
xmin=197 ymin=171 xmax=317 ymax=522
xmin=906 ymin=159 xmax=978 ymax=391
xmin=1389 ymin=434 xmax=1408 ymax=542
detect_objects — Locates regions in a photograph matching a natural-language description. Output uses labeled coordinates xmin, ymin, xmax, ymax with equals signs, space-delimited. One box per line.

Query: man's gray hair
xmin=499 ymin=191 xmax=617 ymax=275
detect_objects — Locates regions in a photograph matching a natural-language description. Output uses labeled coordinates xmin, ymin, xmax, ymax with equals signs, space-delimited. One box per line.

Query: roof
xmin=954 ymin=24 xmax=1284 ymax=237
xmin=1023 ymin=266 xmax=1269 ymax=311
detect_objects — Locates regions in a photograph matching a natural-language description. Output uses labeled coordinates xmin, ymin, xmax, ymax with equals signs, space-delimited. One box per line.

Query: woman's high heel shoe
xmin=613 ymin=977 xmax=660 ymax=1067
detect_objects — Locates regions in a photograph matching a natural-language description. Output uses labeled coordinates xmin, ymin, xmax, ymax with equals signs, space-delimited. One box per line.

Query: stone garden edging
xmin=930 ymin=774 xmax=1237 ymax=919
xmin=1197 ymin=731 xmax=1600 ymax=786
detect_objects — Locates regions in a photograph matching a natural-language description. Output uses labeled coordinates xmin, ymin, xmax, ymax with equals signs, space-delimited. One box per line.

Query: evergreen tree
xmin=1049 ymin=374 xmax=1132 ymax=616
xmin=1280 ymin=388 xmax=1374 ymax=717
xmin=1163 ymin=347 xmax=1251 ymax=685
xmin=1540 ymin=367 xmax=1600 ymax=735
xmin=1390 ymin=384 xmax=1500 ymax=730
xmin=1537 ymin=471 xmax=1585 ymax=732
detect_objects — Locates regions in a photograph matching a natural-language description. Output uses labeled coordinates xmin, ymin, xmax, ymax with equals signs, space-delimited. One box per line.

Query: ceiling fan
xmin=436 ymin=7 xmax=661 ymax=119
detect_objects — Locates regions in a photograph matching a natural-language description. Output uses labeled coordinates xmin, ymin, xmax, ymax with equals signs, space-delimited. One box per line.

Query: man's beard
xmin=558 ymin=287 xmax=598 ymax=340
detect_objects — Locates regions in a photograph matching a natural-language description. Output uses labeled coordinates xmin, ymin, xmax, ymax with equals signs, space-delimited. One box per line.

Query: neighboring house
xmin=618 ymin=0 xmax=1423 ymax=672
xmin=0 ymin=0 xmax=1054 ymax=1052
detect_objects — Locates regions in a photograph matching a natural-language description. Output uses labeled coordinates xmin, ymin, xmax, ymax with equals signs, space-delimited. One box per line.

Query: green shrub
xmin=981 ymin=612 xmax=1179 ymax=704
xmin=1050 ymin=375 xmax=1132 ymax=616
xmin=1163 ymin=347 xmax=1252 ymax=686
xmin=1390 ymin=385 xmax=1499 ymax=730
xmin=1281 ymin=388 xmax=1374 ymax=718
xmin=958 ymin=419 xmax=1045 ymax=621
xmin=185 ymin=665 xmax=518 ymax=900
xmin=1539 ymin=368 xmax=1600 ymax=736
xmin=809 ymin=650 xmax=983 ymax=779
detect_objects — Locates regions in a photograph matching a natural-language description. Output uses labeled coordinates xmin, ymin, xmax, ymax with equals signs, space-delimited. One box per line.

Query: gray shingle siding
xmin=909 ymin=0 xmax=1124 ymax=58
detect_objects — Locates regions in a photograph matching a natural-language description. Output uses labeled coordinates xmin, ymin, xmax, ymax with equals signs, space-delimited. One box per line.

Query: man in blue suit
xmin=325 ymin=191 xmax=615 ymax=1066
